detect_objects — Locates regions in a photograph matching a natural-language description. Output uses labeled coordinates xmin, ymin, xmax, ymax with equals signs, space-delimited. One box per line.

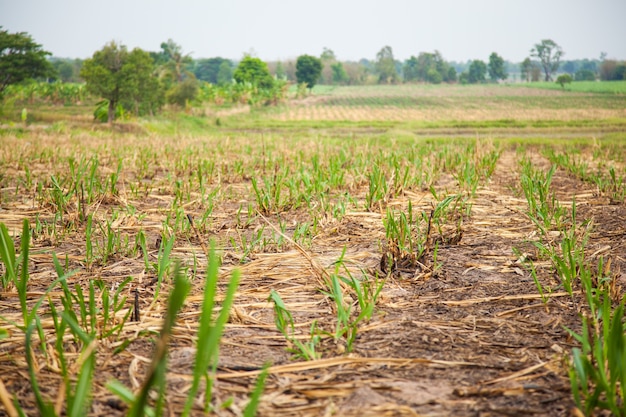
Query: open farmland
xmin=272 ymin=84 xmax=626 ymax=124
xmin=1 ymin=84 xmax=625 ymax=416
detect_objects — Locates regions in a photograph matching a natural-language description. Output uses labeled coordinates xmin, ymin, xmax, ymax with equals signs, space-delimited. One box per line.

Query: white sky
xmin=1 ymin=0 xmax=625 ymax=63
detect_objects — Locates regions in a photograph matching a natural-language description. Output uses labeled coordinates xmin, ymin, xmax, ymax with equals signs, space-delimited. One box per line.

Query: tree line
xmin=2 ymin=26 xmax=625 ymax=123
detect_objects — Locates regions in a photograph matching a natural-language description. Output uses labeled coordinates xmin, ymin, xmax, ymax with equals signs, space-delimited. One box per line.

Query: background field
xmin=269 ymin=84 xmax=626 ymax=124
xmin=0 ymin=83 xmax=625 ymax=416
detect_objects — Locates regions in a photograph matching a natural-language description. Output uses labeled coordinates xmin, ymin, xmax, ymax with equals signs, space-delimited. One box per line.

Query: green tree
xmin=447 ymin=66 xmax=457 ymax=83
xmin=166 ymin=78 xmax=198 ymax=106
xmin=575 ymin=69 xmax=595 ymax=81
xmin=530 ymin=39 xmax=563 ymax=81
xmin=600 ymin=59 xmax=626 ymax=81
xmin=233 ymin=56 xmax=274 ymax=89
xmin=331 ymin=62 xmax=348 ymax=84
xmin=57 ymin=62 xmax=74 ymax=82
xmin=403 ymin=56 xmax=419 ymax=82
xmin=556 ymin=74 xmax=572 ymax=88
xmin=520 ymin=58 xmax=534 ymax=82
xmin=217 ymin=61 xmax=233 ymax=84
xmin=0 ymin=27 xmax=53 ymax=97
xmin=159 ymin=39 xmax=193 ymax=84
xmin=320 ymin=47 xmax=336 ymax=62
xmin=194 ymin=57 xmax=232 ymax=84
xmin=274 ymin=61 xmax=286 ymax=80
xmin=319 ymin=47 xmax=337 ymax=84
xmin=375 ymin=46 xmax=398 ymax=83
xmin=296 ymin=54 xmax=323 ymax=89
xmin=488 ymin=52 xmax=507 ymax=82
xmin=81 ymin=41 xmax=161 ymax=123
xmin=404 ymin=51 xmax=453 ymax=84
xmin=343 ymin=61 xmax=368 ymax=85
xmin=123 ymin=48 xmax=164 ymax=115
xmin=467 ymin=60 xmax=487 ymax=83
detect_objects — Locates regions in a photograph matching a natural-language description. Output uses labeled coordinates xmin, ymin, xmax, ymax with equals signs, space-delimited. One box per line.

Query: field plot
xmin=1 ymin=85 xmax=626 ymax=416
xmin=274 ymin=84 xmax=626 ymax=123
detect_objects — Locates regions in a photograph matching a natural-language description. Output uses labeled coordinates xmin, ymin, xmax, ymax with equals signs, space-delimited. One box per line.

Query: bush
xmin=575 ymin=69 xmax=596 ymax=81
xmin=166 ymin=78 xmax=199 ymax=106
xmin=556 ymin=74 xmax=573 ymax=88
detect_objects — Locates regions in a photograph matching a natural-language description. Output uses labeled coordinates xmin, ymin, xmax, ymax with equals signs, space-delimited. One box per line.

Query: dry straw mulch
xmin=0 ymin=137 xmax=624 ymax=416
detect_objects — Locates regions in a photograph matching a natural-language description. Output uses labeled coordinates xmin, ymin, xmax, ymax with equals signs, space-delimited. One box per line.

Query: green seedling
xmin=322 ymin=248 xmax=384 ymax=352
xmin=182 ymin=242 xmax=240 ymax=415
xmin=155 ymin=234 xmax=175 ymax=299
xmin=365 ymin=164 xmax=388 ymax=211
xmin=519 ymin=159 xmax=563 ymax=235
xmin=268 ymin=290 xmax=321 ymax=361
xmin=567 ymin=293 xmax=626 ymax=416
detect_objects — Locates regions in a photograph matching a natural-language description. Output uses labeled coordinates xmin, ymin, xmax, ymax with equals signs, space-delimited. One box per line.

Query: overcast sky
xmin=2 ymin=0 xmax=625 ymax=63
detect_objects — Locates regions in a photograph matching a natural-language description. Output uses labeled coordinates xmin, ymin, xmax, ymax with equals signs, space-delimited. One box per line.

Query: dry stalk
xmin=255 ymin=210 xmax=330 ymax=289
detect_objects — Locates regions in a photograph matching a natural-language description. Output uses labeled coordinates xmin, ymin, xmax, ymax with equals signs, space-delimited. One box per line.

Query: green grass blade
xmin=0 ymin=223 xmax=17 ymax=288
xmin=129 ymin=262 xmax=190 ymax=417
xmin=243 ymin=364 xmax=269 ymax=417
xmin=69 ymin=348 xmax=95 ymax=417
xmin=25 ymin=323 xmax=56 ymax=417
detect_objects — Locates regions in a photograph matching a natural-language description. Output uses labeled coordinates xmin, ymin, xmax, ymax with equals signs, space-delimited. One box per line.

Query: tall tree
xmin=467 ymin=60 xmax=487 ymax=83
xmin=233 ymin=56 xmax=274 ymax=89
xmin=404 ymin=51 xmax=453 ymax=84
xmin=0 ymin=27 xmax=53 ymax=97
xmin=81 ymin=41 xmax=161 ymax=123
xmin=403 ymin=56 xmax=420 ymax=82
xmin=530 ymin=39 xmax=563 ymax=81
xmin=331 ymin=62 xmax=348 ymax=84
xmin=319 ymin=47 xmax=337 ymax=84
xmin=159 ymin=39 xmax=193 ymax=83
xmin=296 ymin=55 xmax=323 ymax=89
xmin=520 ymin=58 xmax=534 ymax=82
xmin=375 ymin=46 xmax=398 ymax=83
xmin=487 ymin=52 xmax=507 ymax=82
xmin=217 ymin=61 xmax=233 ymax=84
xmin=194 ymin=57 xmax=232 ymax=83
xmin=123 ymin=49 xmax=163 ymax=115
xmin=320 ymin=47 xmax=336 ymax=62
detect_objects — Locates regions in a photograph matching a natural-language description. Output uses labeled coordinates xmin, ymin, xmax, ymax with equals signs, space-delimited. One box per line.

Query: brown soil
xmin=0 ymin=135 xmax=624 ymax=416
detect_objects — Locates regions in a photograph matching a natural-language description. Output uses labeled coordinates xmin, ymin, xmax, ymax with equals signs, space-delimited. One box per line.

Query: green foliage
xmin=233 ymin=56 xmax=274 ymax=89
xmin=182 ymin=242 xmax=240 ymax=415
xmin=375 ymin=46 xmax=398 ymax=84
xmin=403 ymin=51 xmax=455 ymax=84
xmin=0 ymin=27 xmax=53 ymax=97
xmin=488 ymin=52 xmax=507 ymax=82
xmin=166 ymin=77 xmax=199 ymax=106
xmin=519 ymin=159 xmax=563 ymax=235
xmin=217 ymin=60 xmax=233 ymax=84
xmin=575 ymin=69 xmax=596 ymax=81
xmin=93 ymin=99 xmax=126 ymax=123
xmin=568 ymin=294 xmax=626 ymax=416
xmin=531 ymin=39 xmax=564 ymax=81
xmin=197 ymin=79 xmax=288 ymax=107
xmin=3 ymin=81 xmax=87 ymax=105
xmin=193 ymin=57 xmax=232 ymax=83
xmin=322 ymin=248 xmax=384 ymax=352
xmin=556 ymin=74 xmax=573 ymax=88
xmin=467 ymin=60 xmax=487 ymax=84
xmin=520 ymin=57 xmax=535 ymax=82
xmin=330 ymin=62 xmax=348 ymax=84
xmin=157 ymin=39 xmax=194 ymax=85
xmin=525 ymin=80 xmax=626 ymax=94
xmin=296 ymin=54 xmax=323 ymax=89
xmin=129 ymin=263 xmax=190 ymax=417
xmin=81 ymin=41 xmax=163 ymax=122
xmin=268 ymin=290 xmax=321 ymax=360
